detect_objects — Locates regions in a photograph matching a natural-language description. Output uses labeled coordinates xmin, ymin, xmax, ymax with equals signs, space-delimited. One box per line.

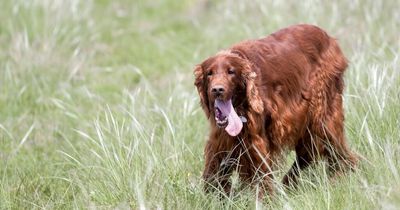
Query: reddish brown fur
xmin=194 ymin=24 xmax=358 ymax=196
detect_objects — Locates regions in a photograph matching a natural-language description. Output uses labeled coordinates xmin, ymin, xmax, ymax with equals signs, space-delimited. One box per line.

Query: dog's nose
xmin=211 ymin=85 xmax=225 ymax=96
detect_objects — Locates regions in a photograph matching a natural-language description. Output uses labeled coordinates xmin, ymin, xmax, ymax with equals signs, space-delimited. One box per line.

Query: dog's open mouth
xmin=214 ymin=99 xmax=243 ymax=136
xmin=215 ymin=106 xmax=228 ymax=127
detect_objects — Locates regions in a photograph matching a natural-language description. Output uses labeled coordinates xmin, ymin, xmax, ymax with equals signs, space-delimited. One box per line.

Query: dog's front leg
xmin=239 ymin=135 xmax=275 ymax=198
xmin=202 ymin=140 xmax=233 ymax=195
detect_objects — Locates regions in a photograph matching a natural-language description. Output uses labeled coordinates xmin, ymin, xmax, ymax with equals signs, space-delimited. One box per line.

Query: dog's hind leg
xmin=309 ymin=49 xmax=358 ymax=177
xmin=317 ymin=93 xmax=358 ymax=175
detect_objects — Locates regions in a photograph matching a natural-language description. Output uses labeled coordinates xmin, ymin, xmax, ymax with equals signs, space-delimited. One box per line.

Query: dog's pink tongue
xmin=215 ymin=99 xmax=243 ymax=136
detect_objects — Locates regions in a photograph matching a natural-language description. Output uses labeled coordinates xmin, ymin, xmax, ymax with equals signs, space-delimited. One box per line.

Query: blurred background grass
xmin=0 ymin=0 xmax=399 ymax=209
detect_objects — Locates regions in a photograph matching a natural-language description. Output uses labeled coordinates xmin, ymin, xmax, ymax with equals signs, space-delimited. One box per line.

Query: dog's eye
xmin=207 ymin=71 xmax=213 ymax=76
xmin=228 ymin=68 xmax=235 ymax=75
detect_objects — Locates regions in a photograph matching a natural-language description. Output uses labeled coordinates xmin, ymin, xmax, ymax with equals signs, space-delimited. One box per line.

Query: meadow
xmin=0 ymin=0 xmax=399 ymax=209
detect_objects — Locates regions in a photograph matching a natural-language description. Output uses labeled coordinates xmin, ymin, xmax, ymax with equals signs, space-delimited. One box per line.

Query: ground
xmin=0 ymin=0 xmax=399 ymax=209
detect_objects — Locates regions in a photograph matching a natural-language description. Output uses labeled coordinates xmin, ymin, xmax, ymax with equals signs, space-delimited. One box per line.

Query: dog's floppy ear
xmin=243 ymin=67 xmax=264 ymax=114
xmin=235 ymin=52 xmax=264 ymax=114
xmin=194 ymin=65 xmax=210 ymax=118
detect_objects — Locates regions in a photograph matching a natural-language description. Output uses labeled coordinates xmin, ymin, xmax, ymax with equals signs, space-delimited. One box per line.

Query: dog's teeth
xmin=215 ymin=116 xmax=228 ymax=127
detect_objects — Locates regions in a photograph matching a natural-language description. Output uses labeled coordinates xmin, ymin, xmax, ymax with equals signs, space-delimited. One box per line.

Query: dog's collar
xmin=240 ymin=116 xmax=247 ymax=123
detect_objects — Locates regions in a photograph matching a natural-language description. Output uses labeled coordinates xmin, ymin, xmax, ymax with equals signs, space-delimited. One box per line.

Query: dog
xmin=193 ymin=24 xmax=358 ymax=196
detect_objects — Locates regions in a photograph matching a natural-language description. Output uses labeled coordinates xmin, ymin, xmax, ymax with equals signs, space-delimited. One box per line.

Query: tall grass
xmin=0 ymin=0 xmax=399 ymax=209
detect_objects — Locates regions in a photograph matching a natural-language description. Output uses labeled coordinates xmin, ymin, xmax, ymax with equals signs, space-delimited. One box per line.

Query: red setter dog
xmin=194 ymin=24 xmax=358 ymax=196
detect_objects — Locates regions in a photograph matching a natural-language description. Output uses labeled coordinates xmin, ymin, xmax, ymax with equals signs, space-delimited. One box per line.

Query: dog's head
xmin=194 ymin=50 xmax=264 ymax=136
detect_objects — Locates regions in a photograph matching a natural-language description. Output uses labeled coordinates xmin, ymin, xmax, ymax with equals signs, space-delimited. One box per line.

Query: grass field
xmin=1 ymin=0 xmax=399 ymax=209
